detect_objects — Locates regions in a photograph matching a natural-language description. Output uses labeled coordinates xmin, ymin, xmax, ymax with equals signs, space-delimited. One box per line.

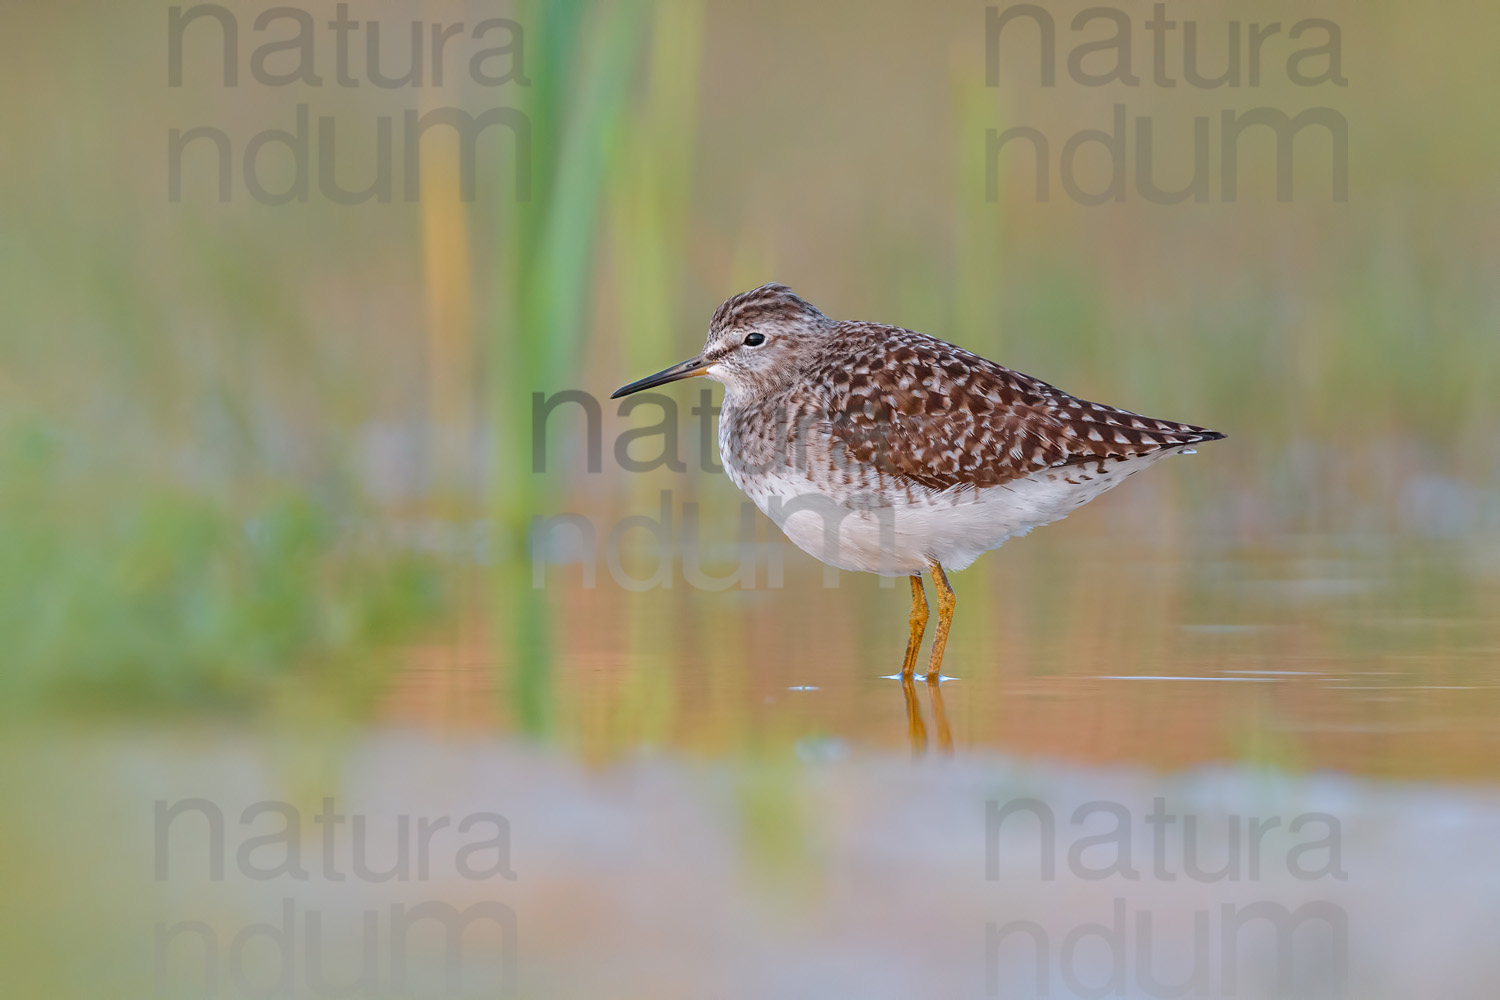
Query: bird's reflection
xmin=901 ymin=674 xmax=953 ymax=757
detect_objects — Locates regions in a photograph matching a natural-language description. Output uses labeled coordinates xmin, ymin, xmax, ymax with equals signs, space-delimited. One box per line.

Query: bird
xmin=611 ymin=283 xmax=1224 ymax=680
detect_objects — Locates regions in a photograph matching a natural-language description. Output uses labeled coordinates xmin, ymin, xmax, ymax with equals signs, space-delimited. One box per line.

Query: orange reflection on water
xmin=378 ymin=538 xmax=1500 ymax=782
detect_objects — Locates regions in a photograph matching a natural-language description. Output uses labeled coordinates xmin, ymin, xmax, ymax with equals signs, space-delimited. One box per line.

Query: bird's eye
xmin=743 ymin=333 xmax=766 ymax=347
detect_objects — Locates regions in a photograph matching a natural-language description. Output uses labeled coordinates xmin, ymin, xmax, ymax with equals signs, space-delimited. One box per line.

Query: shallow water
xmin=10 ymin=532 xmax=1499 ymax=999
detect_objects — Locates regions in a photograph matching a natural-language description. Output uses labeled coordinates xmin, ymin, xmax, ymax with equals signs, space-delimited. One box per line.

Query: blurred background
xmin=3 ymin=0 xmax=1499 ymax=997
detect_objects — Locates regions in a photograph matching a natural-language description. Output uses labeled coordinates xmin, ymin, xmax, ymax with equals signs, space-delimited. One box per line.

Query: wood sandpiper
xmin=612 ymin=283 xmax=1224 ymax=680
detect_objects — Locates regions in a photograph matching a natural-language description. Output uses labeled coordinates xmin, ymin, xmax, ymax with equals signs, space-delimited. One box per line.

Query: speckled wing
xmin=822 ymin=323 xmax=1224 ymax=494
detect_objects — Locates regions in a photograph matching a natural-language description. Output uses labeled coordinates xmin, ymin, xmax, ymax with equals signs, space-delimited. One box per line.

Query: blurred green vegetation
xmin=0 ymin=419 xmax=442 ymax=712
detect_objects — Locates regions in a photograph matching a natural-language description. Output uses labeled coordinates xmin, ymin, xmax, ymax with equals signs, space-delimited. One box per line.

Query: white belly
xmin=733 ymin=451 xmax=1179 ymax=576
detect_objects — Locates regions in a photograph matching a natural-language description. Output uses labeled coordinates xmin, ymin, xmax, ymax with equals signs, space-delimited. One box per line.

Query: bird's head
xmin=611 ymin=283 xmax=835 ymax=401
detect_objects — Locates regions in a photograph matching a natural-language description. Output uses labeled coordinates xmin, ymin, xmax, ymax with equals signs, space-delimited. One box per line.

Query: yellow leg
xmin=926 ymin=561 xmax=956 ymax=680
xmin=900 ymin=573 xmax=928 ymax=676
